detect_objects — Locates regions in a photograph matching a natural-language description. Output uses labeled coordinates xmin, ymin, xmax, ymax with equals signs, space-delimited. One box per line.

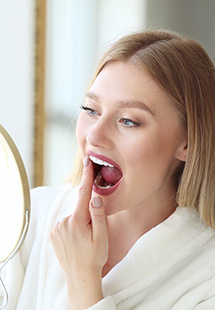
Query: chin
xmin=99 ymin=193 xmax=125 ymax=216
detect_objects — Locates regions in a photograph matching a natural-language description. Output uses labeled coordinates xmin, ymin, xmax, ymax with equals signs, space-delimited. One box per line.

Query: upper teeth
xmin=89 ymin=155 xmax=114 ymax=168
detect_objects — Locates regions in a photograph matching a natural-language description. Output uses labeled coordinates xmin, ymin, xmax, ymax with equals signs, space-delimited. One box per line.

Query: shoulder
xmin=168 ymin=206 xmax=215 ymax=261
xmin=29 ymin=184 xmax=79 ymax=232
xmin=30 ymin=184 xmax=79 ymax=215
xmin=20 ymin=184 xmax=79 ymax=265
xmin=167 ymin=207 xmax=215 ymax=301
xmin=30 ymin=186 xmax=65 ymax=219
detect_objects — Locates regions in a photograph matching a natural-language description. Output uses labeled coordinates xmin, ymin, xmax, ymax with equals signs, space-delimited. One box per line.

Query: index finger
xmin=73 ymin=156 xmax=94 ymax=222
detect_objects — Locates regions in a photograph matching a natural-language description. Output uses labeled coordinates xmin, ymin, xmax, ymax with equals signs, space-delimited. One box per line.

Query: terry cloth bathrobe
xmin=1 ymin=185 xmax=215 ymax=310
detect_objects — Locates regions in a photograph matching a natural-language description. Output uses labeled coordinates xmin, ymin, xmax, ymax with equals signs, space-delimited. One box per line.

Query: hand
xmin=50 ymin=156 xmax=109 ymax=309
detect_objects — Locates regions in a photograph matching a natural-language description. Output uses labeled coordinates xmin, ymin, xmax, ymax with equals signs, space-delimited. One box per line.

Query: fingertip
xmin=84 ymin=156 xmax=90 ymax=167
xmin=81 ymin=156 xmax=94 ymax=182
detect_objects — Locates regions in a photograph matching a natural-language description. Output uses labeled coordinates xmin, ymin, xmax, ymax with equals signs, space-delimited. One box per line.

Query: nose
xmin=86 ymin=118 xmax=114 ymax=150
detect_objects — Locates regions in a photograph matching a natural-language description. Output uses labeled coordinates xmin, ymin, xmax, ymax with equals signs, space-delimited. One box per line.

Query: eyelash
xmin=80 ymin=105 xmax=98 ymax=115
xmin=80 ymin=105 xmax=140 ymax=128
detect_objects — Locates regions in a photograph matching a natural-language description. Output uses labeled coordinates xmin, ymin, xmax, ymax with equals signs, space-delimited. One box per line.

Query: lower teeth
xmin=96 ymin=184 xmax=112 ymax=189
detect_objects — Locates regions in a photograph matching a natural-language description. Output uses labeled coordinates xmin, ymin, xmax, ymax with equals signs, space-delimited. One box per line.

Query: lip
xmin=87 ymin=150 xmax=123 ymax=196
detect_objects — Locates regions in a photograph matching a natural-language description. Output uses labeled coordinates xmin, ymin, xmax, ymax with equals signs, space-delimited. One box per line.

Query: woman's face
xmin=76 ymin=61 xmax=186 ymax=215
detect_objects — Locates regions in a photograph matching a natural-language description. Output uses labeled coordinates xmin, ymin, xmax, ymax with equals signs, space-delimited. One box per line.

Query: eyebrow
xmin=85 ymin=92 xmax=154 ymax=116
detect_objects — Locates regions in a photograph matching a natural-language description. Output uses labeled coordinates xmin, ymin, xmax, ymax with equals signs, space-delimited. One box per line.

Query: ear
xmin=175 ymin=140 xmax=187 ymax=162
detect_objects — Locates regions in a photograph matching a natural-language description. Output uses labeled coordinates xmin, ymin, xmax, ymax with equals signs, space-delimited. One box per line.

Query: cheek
xmin=124 ymin=135 xmax=171 ymax=176
xmin=125 ymin=135 xmax=161 ymax=163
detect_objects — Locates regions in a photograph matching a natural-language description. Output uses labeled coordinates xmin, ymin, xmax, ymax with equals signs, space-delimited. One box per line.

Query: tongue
xmin=101 ymin=166 xmax=122 ymax=184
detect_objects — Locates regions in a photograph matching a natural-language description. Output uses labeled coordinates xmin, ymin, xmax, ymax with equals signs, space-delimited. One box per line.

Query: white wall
xmin=96 ymin=0 xmax=147 ymax=51
xmin=0 ymin=0 xmax=35 ymax=186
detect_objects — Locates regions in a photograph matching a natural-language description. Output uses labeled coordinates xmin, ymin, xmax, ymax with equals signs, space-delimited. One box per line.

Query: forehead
xmin=88 ymin=61 xmax=175 ymax=117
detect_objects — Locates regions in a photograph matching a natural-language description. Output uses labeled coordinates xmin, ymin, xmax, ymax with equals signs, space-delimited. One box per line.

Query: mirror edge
xmin=0 ymin=124 xmax=31 ymax=261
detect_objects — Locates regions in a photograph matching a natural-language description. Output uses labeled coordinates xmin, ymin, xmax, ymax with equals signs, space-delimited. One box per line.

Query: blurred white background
xmin=1 ymin=0 xmax=215 ymax=188
xmin=0 ymin=0 xmax=35 ymax=186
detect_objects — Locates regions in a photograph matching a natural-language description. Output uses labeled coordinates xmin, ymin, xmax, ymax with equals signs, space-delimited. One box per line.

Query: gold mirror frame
xmin=0 ymin=125 xmax=30 ymax=308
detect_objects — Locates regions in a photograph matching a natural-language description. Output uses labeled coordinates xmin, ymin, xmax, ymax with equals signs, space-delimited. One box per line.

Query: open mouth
xmin=89 ymin=154 xmax=123 ymax=195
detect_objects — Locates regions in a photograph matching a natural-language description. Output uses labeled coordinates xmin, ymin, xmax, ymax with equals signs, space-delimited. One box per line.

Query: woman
xmin=2 ymin=30 xmax=215 ymax=309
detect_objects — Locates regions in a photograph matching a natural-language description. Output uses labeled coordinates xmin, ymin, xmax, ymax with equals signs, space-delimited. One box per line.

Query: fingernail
xmin=84 ymin=156 xmax=90 ymax=167
xmin=92 ymin=196 xmax=102 ymax=208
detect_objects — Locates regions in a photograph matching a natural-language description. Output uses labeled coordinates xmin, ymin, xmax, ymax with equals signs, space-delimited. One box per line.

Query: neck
xmin=109 ymin=189 xmax=177 ymax=236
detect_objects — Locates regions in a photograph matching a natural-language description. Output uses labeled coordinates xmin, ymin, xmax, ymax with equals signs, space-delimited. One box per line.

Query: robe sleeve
xmin=0 ymin=186 xmax=62 ymax=310
xmin=85 ymin=296 xmax=117 ymax=310
xmin=0 ymin=253 xmax=25 ymax=310
xmin=194 ymin=283 xmax=215 ymax=309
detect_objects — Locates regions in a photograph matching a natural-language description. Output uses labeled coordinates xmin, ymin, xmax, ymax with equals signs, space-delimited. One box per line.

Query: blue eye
xmin=120 ymin=118 xmax=140 ymax=127
xmin=80 ymin=105 xmax=98 ymax=116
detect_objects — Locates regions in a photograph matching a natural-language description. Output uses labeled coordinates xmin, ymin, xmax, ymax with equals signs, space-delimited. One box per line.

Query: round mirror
xmin=0 ymin=125 xmax=30 ymax=308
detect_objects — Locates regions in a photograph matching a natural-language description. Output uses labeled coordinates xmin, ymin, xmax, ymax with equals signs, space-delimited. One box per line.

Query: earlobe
xmin=176 ymin=142 xmax=187 ymax=162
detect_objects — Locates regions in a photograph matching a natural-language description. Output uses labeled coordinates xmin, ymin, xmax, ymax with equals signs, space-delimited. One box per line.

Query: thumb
xmin=90 ymin=197 xmax=107 ymax=242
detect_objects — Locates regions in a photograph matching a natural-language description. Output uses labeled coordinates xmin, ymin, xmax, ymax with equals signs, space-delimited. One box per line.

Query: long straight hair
xmin=72 ymin=30 xmax=215 ymax=229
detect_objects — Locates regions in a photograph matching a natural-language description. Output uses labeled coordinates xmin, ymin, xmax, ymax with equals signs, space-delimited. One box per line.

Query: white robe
xmin=1 ymin=185 xmax=215 ymax=309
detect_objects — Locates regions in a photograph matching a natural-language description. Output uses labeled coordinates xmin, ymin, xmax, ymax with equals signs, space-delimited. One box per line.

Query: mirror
xmin=0 ymin=125 xmax=30 ymax=308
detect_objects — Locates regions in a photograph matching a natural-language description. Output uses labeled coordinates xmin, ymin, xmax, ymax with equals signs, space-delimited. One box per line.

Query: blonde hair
xmin=71 ymin=30 xmax=215 ymax=229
